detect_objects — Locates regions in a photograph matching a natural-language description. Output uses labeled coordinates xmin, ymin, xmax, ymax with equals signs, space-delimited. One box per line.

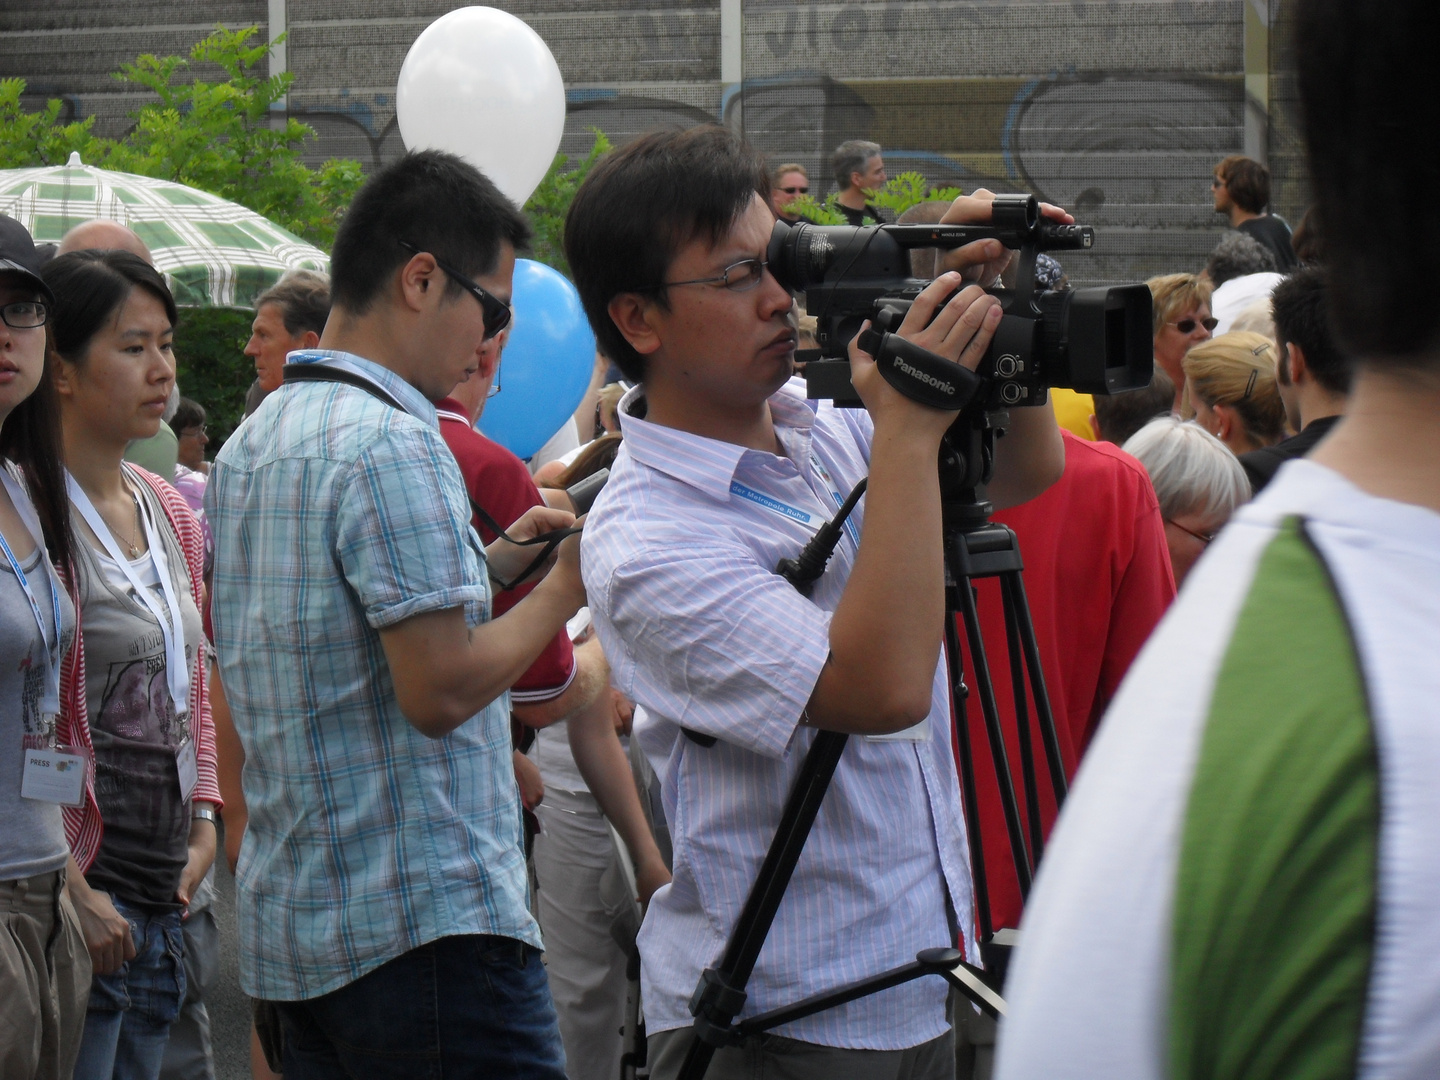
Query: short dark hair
xmin=1297 ymin=0 xmax=1440 ymax=361
xmin=564 ymin=125 xmax=769 ymax=382
xmin=1270 ymin=267 xmax=1351 ymax=396
xmin=42 ymin=250 xmax=178 ymax=365
xmin=255 ymin=269 xmax=330 ymax=338
xmin=329 ymin=150 xmax=531 ymax=316
xmin=1093 ymin=367 xmax=1177 ymax=447
xmin=1206 ymin=233 xmax=1276 ymax=287
xmin=1215 ymin=156 xmax=1270 ymax=215
xmin=171 ymin=396 xmax=207 ymax=433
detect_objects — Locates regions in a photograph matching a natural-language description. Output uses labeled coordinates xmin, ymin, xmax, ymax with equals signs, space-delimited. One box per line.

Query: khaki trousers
xmin=0 ymin=868 xmax=93 ymax=1080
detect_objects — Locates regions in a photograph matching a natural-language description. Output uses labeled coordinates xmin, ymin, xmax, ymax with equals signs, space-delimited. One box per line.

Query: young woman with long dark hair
xmin=41 ymin=249 xmax=220 ymax=1080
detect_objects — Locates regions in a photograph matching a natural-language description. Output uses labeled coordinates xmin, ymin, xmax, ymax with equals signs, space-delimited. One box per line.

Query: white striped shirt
xmin=581 ymin=383 xmax=975 ymax=1050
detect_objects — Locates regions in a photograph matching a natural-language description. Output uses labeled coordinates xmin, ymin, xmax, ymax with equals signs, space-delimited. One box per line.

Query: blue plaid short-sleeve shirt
xmin=206 ymin=351 xmax=539 ymax=1001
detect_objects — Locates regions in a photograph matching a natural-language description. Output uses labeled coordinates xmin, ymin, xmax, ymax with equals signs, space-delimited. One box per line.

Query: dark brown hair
xmin=564 ymin=125 xmax=769 ymax=382
xmin=1296 ymin=0 xmax=1440 ymax=360
xmin=1215 ymin=156 xmax=1270 ymax=216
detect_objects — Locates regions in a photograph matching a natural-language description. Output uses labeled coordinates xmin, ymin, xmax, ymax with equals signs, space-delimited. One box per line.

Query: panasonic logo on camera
xmin=894 ymin=357 xmax=954 ymax=394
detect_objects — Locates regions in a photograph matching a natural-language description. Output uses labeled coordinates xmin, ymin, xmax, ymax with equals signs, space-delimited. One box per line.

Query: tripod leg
xmin=944 ymin=605 xmax=992 ymax=940
xmin=1003 ymin=572 xmax=1068 ymax=806
xmin=1001 ymin=574 xmax=1045 ymax=861
xmin=951 ymin=548 xmax=1034 ymax=897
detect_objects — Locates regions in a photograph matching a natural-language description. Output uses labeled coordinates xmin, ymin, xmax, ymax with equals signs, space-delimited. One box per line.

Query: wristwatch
xmin=192 ymin=804 xmax=218 ymax=825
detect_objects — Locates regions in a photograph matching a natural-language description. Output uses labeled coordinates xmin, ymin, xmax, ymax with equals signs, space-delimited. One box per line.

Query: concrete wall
xmin=2 ymin=0 xmax=1268 ymax=285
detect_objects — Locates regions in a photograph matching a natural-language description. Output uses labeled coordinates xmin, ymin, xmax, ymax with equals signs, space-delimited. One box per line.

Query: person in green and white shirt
xmin=996 ymin=3 xmax=1440 ymax=1078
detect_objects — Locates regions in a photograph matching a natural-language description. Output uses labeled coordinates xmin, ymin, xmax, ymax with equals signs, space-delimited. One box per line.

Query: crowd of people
xmin=2 ymin=1 xmax=1435 ymax=1077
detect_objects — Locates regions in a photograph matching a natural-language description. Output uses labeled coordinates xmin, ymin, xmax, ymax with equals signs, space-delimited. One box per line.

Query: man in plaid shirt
xmin=207 ymin=150 xmax=585 ymax=1077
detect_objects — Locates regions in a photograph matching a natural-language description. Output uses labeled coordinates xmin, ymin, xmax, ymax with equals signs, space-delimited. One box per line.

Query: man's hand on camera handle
xmin=847 ymin=271 xmax=1003 ymax=443
xmin=938 ymin=188 xmax=1075 ymax=284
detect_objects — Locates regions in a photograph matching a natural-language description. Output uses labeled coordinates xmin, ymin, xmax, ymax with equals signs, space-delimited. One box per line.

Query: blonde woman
xmin=1182 ymin=331 xmax=1287 ymax=455
xmin=1146 ymin=273 xmax=1215 ymax=411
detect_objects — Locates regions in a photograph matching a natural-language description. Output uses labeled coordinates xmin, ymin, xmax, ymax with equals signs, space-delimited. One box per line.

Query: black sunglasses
xmin=777 ymin=185 xmax=808 ymax=195
xmin=398 ymin=240 xmax=512 ymax=340
xmin=1169 ymin=316 xmax=1219 ymax=334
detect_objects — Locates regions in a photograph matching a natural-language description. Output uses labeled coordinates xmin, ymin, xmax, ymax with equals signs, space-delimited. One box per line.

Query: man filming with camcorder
xmin=565 ymin=124 xmax=1072 ymax=1079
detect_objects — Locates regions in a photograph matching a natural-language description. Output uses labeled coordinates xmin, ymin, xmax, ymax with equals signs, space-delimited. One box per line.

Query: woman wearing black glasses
xmin=0 ymin=216 xmax=92 ymax=1080
xmin=1147 ymin=272 xmax=1216 ymax=413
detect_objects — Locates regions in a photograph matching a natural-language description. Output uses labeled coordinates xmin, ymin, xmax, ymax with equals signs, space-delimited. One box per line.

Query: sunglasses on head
xmin=397 ymin=240 xmax=512 ymax=340
xmin=1170 ymin=316 xmax=1219 ymax=334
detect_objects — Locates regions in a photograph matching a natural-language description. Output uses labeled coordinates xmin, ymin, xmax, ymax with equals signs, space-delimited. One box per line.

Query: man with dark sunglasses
xmin=769 ymin=162 xmax=810 ymax=223
xmin=208 ymin=150 xmax=584 ymax=1075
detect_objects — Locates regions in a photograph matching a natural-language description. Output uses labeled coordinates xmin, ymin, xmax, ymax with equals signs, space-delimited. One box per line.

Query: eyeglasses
xmin=661 ymin=258 xmax=770 ymax=292
xmin=0 ymin=301 xmax=47 ymax=329
xmin=776 ymin=185 xmax=808 ymax=195
xmin=398 ymin=240 xmax=512 ymax=340
xmin=179 ymin=425 xmax=207 ymax=439
xmin=1168 ymin=316 xmax=1218 ymax=334
xmin=1166 ymin=519 xmax=1216 ymax=545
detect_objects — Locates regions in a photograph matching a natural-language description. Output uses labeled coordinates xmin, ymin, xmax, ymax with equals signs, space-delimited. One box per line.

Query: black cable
xmin=775 ymin=477 xmax=867 ymax=595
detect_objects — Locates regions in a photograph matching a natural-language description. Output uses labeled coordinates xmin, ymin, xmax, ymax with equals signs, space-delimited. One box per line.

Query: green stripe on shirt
xmin=1170 ymin=516 xmax=1378 ymax=1080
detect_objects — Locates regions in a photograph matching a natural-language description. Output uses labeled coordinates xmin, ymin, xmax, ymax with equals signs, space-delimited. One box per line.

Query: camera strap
xmin=858 ymin=326 xmax=984 ymax=412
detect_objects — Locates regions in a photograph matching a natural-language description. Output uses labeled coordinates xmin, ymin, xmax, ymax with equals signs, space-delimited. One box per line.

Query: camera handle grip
xmin=857 ymin=324 xmax=984 ymax=412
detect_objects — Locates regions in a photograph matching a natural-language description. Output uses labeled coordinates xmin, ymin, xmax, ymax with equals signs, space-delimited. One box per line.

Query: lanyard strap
xmin=66 ymin=471 xmax=190 ymax=719
xmin=729 ymin=453 xmax=861 ymax=549
xmin=808 ymin=453 xmax=862 ymax=549
xmin=0 ymin=469 xmax=62 ymax=720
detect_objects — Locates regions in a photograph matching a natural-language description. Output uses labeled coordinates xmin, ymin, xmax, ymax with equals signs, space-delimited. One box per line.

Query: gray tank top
xmin=0 ymin=544 xmax=75 ymax=881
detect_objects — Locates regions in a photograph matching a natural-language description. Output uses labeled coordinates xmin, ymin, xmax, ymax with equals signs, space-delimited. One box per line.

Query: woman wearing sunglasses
xmin=0 ymin=216 xmax=93 ymax=1080
xmin=1147 ymin=272 xmax=1215 ymax=412
xmin=1182 ymin=331 xmax=1288 ymax=456
xmin=42 ymin=250 xmax=218 ymax=1080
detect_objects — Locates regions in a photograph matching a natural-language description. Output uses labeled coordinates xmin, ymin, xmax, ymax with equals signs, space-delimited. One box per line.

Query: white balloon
xmin=396 ymin=7 xmax=566 ymax=207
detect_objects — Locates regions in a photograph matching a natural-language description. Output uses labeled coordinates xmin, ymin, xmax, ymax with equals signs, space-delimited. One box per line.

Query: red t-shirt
xmin=954 ymin=430 xmax=1175 ymax=934
xmin=437 ymin=399 xmax=576 ymax=702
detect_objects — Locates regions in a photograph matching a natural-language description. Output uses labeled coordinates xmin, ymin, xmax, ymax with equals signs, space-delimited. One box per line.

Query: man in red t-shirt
xmin=957 ymin=430 xmax=1176 ymax=934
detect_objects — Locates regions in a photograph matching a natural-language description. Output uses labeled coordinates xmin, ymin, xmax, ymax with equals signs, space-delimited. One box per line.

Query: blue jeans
xmin=73 ymin=896 xmax=186 ymax=1080
xmin=276 ymin=934 xmax=567 ymax=1079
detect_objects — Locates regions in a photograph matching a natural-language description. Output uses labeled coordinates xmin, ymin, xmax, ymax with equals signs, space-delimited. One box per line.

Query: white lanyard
xmin=729 ymin=453 xmax=861 ymax=549
xmin=0 ymin=468 xmax=63 ymax=725
xmin=66 ymin=471 xmax=190 ymax=720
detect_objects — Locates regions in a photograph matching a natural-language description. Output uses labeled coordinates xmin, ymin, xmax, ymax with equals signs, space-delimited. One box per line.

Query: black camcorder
xmin=767 ymin=194 xmax=1153 ymax=411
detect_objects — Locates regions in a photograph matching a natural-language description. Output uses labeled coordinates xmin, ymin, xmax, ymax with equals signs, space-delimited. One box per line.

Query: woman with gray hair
xmin=1123 ymin=415 xmax=1250 ymax=585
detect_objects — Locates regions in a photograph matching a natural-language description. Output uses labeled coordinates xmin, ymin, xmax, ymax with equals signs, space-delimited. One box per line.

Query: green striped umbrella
xmin=0 ymin=153 xmax=328 ymax=307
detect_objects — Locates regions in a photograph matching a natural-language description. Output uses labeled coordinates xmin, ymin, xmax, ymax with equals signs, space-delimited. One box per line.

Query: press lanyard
xmin=729 ymin=453 xmax=861 ymax=549
xmin=66 ymin=471 xmax=190 ymax=720
xmin=0 ymin=468 xmax=63 ymax=727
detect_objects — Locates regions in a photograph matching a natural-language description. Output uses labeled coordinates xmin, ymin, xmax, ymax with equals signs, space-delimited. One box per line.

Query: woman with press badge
xmin=43 ymin=250 xmax=220 ymax=1080
xmin=0 ymin=215 xmax=93 ymax=1080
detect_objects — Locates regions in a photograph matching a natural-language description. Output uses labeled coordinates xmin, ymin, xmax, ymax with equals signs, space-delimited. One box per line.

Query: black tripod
xmin=675 ymin=410 xmax=1068 ymax=1080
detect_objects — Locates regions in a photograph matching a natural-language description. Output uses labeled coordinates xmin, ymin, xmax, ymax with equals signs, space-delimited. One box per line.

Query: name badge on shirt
xmin=21 ymin=746 xmax=89 ymax=806
xmin=176 ymin=737 xmax=198 ymax=802
xmin=866 ymin=717 xmax=930 ymax=743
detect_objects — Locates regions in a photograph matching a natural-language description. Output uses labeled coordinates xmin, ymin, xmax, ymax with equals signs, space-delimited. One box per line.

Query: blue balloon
xmin=479 ymin=258 xmax=596 ymax=460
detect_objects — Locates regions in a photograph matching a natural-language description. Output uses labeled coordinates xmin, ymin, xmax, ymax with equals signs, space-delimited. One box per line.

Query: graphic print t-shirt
xmin=75 ymin=477 xmax=203 ymax=910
